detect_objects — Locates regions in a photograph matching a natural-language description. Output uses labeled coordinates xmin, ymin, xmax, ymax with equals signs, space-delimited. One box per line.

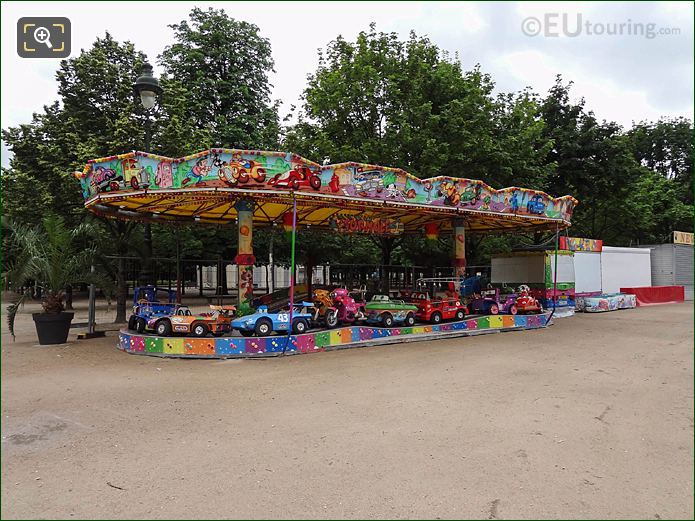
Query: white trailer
xmin=599 ymin=246 xmax=652 ymax=294
xmin=490 ymin=251 xmax=575 ymax=287
xmin=572 ymin=251 xmax=602 ymax=294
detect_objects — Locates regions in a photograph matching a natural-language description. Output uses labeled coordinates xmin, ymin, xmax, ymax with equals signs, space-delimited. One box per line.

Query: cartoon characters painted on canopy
xmin=213 ymin=152 xmax=268 ymax=187
xmin=80 ymin=149 xmax=578 ymax=222
xmin=267 ymin=164 xmax=321 ymax=190
xmin=91 ymin=166 xmax=121 ymax=192
xmin=182 ymin=157 xmax=212 ymax=186
xmin=437 ymin=180 xmax=460 ymax=206
xmin=155 ymin=161 xmax=174 ymax=189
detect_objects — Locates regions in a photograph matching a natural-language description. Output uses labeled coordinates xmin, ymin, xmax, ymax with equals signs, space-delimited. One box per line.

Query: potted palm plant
xmin=5 ymin=215 xmax=98 ymax=345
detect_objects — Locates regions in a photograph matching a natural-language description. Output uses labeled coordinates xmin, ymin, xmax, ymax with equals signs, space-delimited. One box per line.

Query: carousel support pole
xmin=545 ymin=223 xmax=560 ymax=326
xmin=175 ymin=233 xmax=181 ymax=303
xmin=268 ymin=230 xmax=275 ymax=293
xmin=283 ymin=194 xmax=298 ymax=355
xmin=235 ymin=200 xmax=255 ymax=308
xmin=453 ymin=219 xmax=467 ymax=281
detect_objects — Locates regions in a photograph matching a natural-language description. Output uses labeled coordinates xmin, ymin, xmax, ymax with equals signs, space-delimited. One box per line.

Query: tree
xmin=95 ymin=219 xmax=140 ymax=323
xmin=156 ymin=77 xmax=215 ymax=156
xmin=621 ymin=167 xmax=693 ymax=244
xmin=3 ymin=216 xmax=102 ymax=337
xmin=539 ymin=77 xmax=643 ymax=244
xmin=627 ymin=118 xmax=693 ymax=240
xmin=159 ymin=7 xmax=280 ymax=149
xmin=629 ymin=118 xmax=693 ymax=203
xmin=2 ymin=33 xmax=163 ymax=319
xmin=283 ymin=25 xmax=558 ymax=274
xmin=488 ymin=89 xmax=555 ymax=190
xmin=285 ymin=26 xmax=499 ymax=178
xmin=2 ymin=33 xmax=150 ymax=224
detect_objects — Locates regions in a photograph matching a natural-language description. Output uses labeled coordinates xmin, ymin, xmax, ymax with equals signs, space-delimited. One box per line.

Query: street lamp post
xmin=133 ymin=62 xmax=163 ymax=287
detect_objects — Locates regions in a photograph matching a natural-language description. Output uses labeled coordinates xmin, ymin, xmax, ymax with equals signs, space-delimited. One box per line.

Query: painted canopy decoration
xmin=76 ymin=148 xmax=578 ymax=234
xmin=559 ymin=236 xmax=603 ymax=252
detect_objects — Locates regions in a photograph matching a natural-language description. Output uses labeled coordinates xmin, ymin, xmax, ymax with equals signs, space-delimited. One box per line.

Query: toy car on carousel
xmin=149 ymin=305 xmax=236 ymax=337
xmin=468 ymin=286 xmax=518 ymax=315
xmin=402 ymin=291 xmax=467 ymax=324
xmin=128 ymin=286 xmax=183 ymax=333
xmin=312 ymin=288 xmax=366 ymax=328
xmin=364 ymin=295 xmax=418 ymax=327
xmin=232 ymin=302 xmax=314 ymax=337
xmin=514 ymin=285 xmax=543 ymax=314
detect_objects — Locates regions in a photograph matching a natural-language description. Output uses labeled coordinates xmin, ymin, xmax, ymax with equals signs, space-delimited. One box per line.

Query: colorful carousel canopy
xmin=76 ymin=149 xmax=578 ymax=235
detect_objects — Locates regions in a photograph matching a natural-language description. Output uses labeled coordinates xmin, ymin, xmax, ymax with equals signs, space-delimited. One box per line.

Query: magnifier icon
xmin=33 ymin=26 xmax=52 ymax=49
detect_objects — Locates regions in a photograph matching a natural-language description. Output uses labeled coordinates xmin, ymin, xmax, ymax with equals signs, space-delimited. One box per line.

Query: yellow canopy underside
xmin=86 ymin=188 xmax=570 ymax=234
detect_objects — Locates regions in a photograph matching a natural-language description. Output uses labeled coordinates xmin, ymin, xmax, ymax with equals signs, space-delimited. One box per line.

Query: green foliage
xmin=1 ymin=19 xmax=692 ymax=288
xmin=159 ymin=7 xmax=280 ymax=149
xmin=629 ymin=118 xmax=693 ymax=197
xmin=3 ymin=216 xmax=105 ymax=337
xmin=539 ymin=77 xmax=693 ymax=244
xmin=234 ymin=301 xmax=256 ymax=318
xmin=2 ymin=33 xmax=149 ymax=226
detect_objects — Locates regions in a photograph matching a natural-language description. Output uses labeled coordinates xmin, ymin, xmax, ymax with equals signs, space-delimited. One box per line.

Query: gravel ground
xmin=1 ymin=299 xmax=693 ymax=519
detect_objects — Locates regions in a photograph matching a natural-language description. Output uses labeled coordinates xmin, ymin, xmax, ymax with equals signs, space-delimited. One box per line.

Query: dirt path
xmin=1 ymin=302 xmax=693 ymax=519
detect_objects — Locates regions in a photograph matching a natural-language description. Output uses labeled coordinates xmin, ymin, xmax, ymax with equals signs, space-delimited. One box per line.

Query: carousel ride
xmin=75 ymin=148 xmax=577 ymax=357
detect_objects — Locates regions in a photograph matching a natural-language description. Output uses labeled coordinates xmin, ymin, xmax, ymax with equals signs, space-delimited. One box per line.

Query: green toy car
xmin=364 ymin=295 xmax=418 ymax=327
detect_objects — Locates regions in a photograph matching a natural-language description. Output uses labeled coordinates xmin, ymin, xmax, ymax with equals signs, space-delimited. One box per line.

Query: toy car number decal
xmin=277 ymin=313 xmax=289 ymax=322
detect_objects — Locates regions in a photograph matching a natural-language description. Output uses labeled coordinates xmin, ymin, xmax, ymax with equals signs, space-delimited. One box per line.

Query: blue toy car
xmin=526 ymin=194 xmax=546 ymax=215
xmin=128 ymin=286 xmax=185 ymax=333
xmin=232 ymin=302 xmax=315 ymax=337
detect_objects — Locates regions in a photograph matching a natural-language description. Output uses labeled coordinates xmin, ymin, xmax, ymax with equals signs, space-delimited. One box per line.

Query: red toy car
xmin=268 ymin=165 xmax=322 ymax=190
xmin=402 ymin=291 xmax=467 ymax=324
xmin=514 ymin=285 xmax=543 ymax=314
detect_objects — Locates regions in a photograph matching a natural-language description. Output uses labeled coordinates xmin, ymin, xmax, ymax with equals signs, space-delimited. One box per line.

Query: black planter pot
xmin=32 ymin=312 xmax=74 ymax=345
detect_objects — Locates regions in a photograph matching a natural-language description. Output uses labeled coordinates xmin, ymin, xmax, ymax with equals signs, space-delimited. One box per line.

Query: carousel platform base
xmin=118 ymin=313 xmax=552 ymax=359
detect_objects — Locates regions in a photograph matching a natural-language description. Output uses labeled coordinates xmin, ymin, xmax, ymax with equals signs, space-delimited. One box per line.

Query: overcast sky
xmin=2 ymin=1 xmax=693 ymax=166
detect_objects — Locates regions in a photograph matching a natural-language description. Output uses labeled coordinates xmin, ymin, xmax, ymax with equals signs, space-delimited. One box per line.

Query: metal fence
xmin=101 ymin=256 xmax=491 ymax=299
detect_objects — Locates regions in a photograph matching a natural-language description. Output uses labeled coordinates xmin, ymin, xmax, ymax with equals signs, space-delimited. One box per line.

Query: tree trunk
xmin=305 ymin=257 xmax=314 ymax=298
xmin=198 ymin=263 xmax=204 ymax=297
xmin=115 ymin=256 xmax=127 ymax=323
xmin=379 ymin=237 xmax=396 ymax=294
xmin=220 ymin=261 xmax=228 ymax=295
xmin=65 ymin=284 xmax=73 ymax=310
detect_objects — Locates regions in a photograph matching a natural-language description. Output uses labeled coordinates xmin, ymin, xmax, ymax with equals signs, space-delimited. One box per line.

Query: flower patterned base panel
xmin=117 ymin=313 xmax=550 ymax=359
xmin=576 ymin=294 xmax=637 ymax=313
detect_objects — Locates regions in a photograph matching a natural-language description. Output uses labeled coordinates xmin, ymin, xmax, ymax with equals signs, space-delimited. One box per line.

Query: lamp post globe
xmin=133 ymin=62 xmax=162 ymax=111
